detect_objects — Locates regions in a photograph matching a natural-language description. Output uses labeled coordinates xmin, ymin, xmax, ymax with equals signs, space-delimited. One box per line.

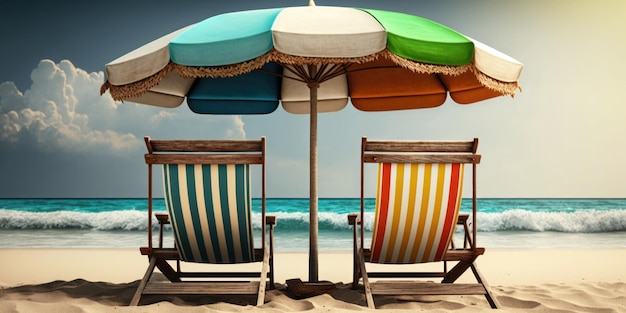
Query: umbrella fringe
xmin=101 ymin=53 xmax=274 ymax=99
xmin=101 ymin=63 xmax=176 ymax=100
xmin=174 ymin=53 xmax=274 ymax=78
xmin=100 ymin=49 xmax=521 ymax=101
xmin=470 ymin=66 xmax=521 ymax=96
xmin=99 ymin=81 xmax=111 ymax=96
xmin=270 ymin=49 xmax=382 ymax=65
xmin=383 ymin=50 xmax=470 ymax=76
xmin=102 ymin=50 xmax=389 ymax=100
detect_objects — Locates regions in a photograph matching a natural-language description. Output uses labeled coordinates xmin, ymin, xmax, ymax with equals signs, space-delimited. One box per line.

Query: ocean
xmin=1 ymin=198 xmax=625 ymax=251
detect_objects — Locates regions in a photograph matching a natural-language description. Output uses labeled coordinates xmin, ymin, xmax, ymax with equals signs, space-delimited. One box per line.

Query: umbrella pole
xmin=308 ymin=67 xmax=319 ymax=282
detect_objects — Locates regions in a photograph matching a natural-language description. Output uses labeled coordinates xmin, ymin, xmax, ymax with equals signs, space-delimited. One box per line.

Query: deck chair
xmin=131 ymin=136 xmax=276 ymax=306
xmin=348 ymin=137 xmax=499 ymax=309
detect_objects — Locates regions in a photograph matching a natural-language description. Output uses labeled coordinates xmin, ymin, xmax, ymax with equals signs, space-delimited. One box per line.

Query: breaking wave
xmin=1 ymin=209 xmax=625 ymax=233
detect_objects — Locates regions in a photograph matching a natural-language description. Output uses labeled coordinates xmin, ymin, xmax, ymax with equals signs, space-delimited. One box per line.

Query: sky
xmin=0 ymin=0 xmax=625 ymax=199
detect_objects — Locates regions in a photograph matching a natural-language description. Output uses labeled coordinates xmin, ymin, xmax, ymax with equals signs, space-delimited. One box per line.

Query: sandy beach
xmin=1 ymin=248 xmax=625 ymax=312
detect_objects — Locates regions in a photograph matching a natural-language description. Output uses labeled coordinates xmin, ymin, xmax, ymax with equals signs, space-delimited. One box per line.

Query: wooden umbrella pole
xmin=308 ymin=65 xmax=319 ymax=282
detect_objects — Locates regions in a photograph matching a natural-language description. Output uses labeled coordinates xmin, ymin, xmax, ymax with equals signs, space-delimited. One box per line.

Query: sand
xmin=1 ymin=248 xmax=625 ymax=312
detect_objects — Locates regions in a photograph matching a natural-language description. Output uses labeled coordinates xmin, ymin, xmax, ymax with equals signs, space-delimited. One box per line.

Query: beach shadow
xmin=2 ymin=278 xmax=367 ymax=308
xmin=0 ymin=278 xmax=500 ymax=310
xmin=2 ymin=279 xmax=136 ymax=306
xmin=1 ymin=275 xmax=264 ymax=307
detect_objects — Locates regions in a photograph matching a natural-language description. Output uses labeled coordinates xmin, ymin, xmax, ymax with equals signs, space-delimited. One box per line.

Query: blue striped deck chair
xmin=348 ymin=137 xmax=499 ymax=309
xmin=131 ymin=136 xmax=275 ymax=306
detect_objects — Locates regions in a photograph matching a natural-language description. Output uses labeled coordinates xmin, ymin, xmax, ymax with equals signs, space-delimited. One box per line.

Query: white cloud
xmin=0 ymin=59 xmax=246 ymax=155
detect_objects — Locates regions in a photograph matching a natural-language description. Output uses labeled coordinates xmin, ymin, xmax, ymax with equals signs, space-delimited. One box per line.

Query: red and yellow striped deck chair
xmin=131 ymin=137 xmax=276 ymax=306
xmin=348 ymin=137 xmax=499 ymax=309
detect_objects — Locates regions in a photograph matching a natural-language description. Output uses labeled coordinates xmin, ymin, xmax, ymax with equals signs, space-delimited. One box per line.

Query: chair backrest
xmin=360 ymin=137 xmax=480 ymax=264
xmin=145 ymin=137 xmax=266 ymax=264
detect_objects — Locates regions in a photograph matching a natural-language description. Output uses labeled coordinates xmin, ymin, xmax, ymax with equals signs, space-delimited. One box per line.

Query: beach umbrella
xmin=100 ymin=1 xmax=523 ymax=282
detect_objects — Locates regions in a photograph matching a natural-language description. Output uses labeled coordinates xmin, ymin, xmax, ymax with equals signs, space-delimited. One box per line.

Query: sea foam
xmin=2 ymin=209 xmax=626 ymax=233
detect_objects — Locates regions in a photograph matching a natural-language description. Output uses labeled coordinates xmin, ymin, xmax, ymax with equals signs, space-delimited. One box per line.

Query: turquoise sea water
xmin=1 ymin=198 xmax=625 ymax=251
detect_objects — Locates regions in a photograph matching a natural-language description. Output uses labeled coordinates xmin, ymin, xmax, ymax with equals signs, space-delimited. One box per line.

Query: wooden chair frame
xmin=348 ymin=136 xmax=499 ymax=309
xmin=131 ymin=136 xmax=275 ymax=306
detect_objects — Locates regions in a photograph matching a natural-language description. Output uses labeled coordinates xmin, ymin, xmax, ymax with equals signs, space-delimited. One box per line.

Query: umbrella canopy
xmin=101 ymin=2 xmax=523 ymax=282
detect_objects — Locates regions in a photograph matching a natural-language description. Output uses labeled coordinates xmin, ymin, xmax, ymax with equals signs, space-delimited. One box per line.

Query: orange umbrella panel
xmin=347 ymin=58 xmax=448 ymax=111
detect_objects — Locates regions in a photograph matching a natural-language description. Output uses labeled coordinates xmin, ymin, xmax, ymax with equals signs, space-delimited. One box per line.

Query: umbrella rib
xmin=290 ymin=65 xmax=311 ymax=81
xmin=315 ymin=64 xmax=329 ymax=81
xmin=280 ymin=65 xmax=309 ymax=83
xmin=317 ymin=64 xmax=348 ymax=83
xmin=344 ymin=65 xmax=401 ymax=74
xmin=276 ymin=63 xmax=350 ymax=84
xmin=316 ymin=64 xmax=333 ymax=82
xmin=256 ymin=68 xmax=304 ymax=83
xmin=256 ymin=68 xmax=282 ymax=78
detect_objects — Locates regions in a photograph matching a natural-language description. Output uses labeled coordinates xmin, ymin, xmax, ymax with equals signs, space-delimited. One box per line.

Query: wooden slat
xmin=367 ymin=272 xmax=446 ymax=278
xmin=148 ymin=139 xmax=263 ymax=153
xmin=370 ymin=281 xmax=487 ymax=296
xmin=143 ymin=282 xmax=259 ymax=295
xmin=363 ymin=154 xmax=480 ymax=164
xmin=141 ymin=247 xmax=179 ymax=259
xmin=145 ymin=154 xmax=263 ymax=165
xmin=143 ymin=247 xmax=269 ymax=263
xmin=360 ymin=247 xmax=484 ymax=263
xmin=443 ymin=248 xmax=485 ymax=261
xmin=365 ymin=140 xmax=475 ymax=153
xmin=178 ymin=272 xmax=262 ymax=278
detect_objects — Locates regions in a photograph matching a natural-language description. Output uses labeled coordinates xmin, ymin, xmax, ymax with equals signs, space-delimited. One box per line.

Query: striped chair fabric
xmin=370 ymin=162 xmax=465 ymax=264
xmin=163 ymin=163 xmax=255 ymax=264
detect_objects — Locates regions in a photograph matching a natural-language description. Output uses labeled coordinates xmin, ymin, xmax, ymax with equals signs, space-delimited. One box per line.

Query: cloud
xmin=0 ymin=59 xmax=246 ymax=156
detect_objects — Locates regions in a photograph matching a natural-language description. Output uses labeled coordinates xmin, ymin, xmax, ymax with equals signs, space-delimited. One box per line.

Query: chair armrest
xmin=155 ymin=213 xmax=170 ymax=225
xmin=347 ymin=213 xmax=360 ymax=226
xmin=265 ymin=215 xmax=277 ymax=226
xmin=457 ymin=213 xmax=469 ymax=224
xmin=455 ymin=213 xmax=473 ymax=249
xmin=154 ymin=213 xmax=170 ymax=248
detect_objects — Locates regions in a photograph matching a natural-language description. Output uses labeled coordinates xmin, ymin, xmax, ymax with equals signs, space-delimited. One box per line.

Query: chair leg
xmin=352 ymin=263 xmax=361 ymax=290
xmin=471 ymin=264 xmax=500 ymax=309
xmin=352 ymin=241 xmax=360 ymax=290
xmin=257 ymin=248 xmax=270 ymax=306
xmin=350 ymin=214 xmax=360 ymax=290
xmin=130 ymin=256 xmax=158 ymax=306
xmin=442 ymin=259 xmax=474 ymax=283
xmin=269 ymin=223 xmax=275 ymax=290
xmin=357 ymin=249 xmax=375 ymax=309
xmin=154 ymin=258 xmax=181 ymax=282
